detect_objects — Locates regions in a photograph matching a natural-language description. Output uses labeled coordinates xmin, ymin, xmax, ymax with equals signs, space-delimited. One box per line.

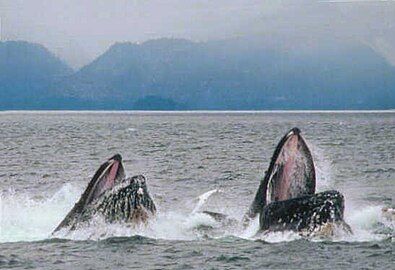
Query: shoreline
xmin=0 ymin=109 xmax=394 ymax=114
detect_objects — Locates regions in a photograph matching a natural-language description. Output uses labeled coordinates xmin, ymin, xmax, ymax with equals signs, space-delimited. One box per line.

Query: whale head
xmin=53 ymin=154 xmax=126 ymax=232
xmin=81 ymin=154 xmax=126 ymax=206
xmin=94 ymin=175 xmax=157 ymax=224
xmin=246 ymin=128 xmax=316 ymax=221
xmin=53 ymin=154 xmax=157 ymax=232
xmin=265 ymin=127 xmax=315 ymax=204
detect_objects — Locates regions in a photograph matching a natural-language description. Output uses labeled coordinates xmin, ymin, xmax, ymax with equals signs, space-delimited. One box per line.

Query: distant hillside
xmin=1 ymin=38 xmax=395 ymax=110
xmin=56 ymin=38 xmax=395 ymax=110
xmin=0 ymin=41 xmax=73 ymax=109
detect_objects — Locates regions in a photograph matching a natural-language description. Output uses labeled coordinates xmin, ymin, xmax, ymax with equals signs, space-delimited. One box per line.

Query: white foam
xmin=53 ymin=210 xmax=219 ymax=241
xmin=1 ymin=184 xmax=393 ymax=243
xmin=0 ymin=184 xmax=81 ymax=243
xmin=258 ymin=231 xmax=302 ymax=243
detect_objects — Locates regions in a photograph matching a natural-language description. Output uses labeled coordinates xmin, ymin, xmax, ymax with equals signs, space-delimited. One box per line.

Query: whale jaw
xmin=245 ymin=128 xmax=350 ymax=235
xmin=246 ymin=128 xmax=316 ymax=221
xmin=94 ymin=175 xmax=156 ymax=226
xmin=84 ymin=154 xmax=126 ymax=206
xmin=53 ymin=154 xmax=128 ymax=233
xmin=266 ymin=127 xmax=315 ymax=204
xmin=259 ymin=190 xmax=346 ymax=233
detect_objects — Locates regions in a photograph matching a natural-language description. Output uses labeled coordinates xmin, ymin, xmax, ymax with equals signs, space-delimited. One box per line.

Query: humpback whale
xmin=243 ymin=128 xmax=351 ymax=235
xmin=53 ymin=154 xmax=156 ymax=233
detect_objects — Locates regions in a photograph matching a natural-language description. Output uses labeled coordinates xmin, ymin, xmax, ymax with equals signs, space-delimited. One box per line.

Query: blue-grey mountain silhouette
xmin=0 ymin=41 xmax=73 ymax=109
xmin=1 ymin=38 xmax=394 ymax=110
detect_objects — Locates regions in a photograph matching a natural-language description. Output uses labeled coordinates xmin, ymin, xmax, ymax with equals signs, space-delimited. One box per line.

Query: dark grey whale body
xmin=54 ymin=154 xmax=156 ymax=233
xmin=243 ymin=128 xmax=350 ymax=234
xmin=260 ymin=190 xmax=346 ymax=232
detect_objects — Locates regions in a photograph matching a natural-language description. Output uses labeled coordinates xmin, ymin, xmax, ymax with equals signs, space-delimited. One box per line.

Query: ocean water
xmin=0 ymin=111 xmax=393 ymax=269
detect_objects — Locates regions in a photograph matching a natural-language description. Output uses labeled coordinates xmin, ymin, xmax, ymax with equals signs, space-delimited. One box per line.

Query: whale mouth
xmin=245 ymin=128 xmax=317 ymax=222
xmin=266 ymin=127 xmax=315 ymax=204
xmin=84 ymin=154 xmax=126 ymax=205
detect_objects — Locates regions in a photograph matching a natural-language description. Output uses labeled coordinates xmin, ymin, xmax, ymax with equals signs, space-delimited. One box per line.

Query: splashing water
xmin=0 ymin=131 xmax=392 ymax=243
xmin=191 ymin=189 xmax=221 ymax=214
xmin=309 ymin=141 xmax=334 ymax=191
xmin=1 ymin=182 xmax=392 ymax=243
xmin=0 ymin=184 xmax=81 ymax=243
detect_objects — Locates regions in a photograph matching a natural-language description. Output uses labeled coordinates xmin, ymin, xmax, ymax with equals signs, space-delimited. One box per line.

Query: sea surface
xmin=0 ymin=111 xmax=393 ymax=269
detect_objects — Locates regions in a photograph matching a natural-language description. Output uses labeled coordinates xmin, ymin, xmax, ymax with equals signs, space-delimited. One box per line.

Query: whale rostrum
xmin=53 ymin=155 xmax=156 ymax=233
xmin=242 ymin=127 xmax=351 ymax=235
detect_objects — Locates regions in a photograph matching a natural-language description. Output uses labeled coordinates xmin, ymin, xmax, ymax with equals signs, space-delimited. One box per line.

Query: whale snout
xmin=289 ymin=127 xmax=301 ymax=135
xmin=109 ymin=154 xmax=122 ymax=162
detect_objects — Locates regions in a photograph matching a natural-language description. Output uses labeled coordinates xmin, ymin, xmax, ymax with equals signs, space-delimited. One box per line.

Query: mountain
xmin=1 ymin=38 xmax=394 ymax=110
xmin=56 ymin=38 xmax=395 ymax=110
xmin=0 ymin=41 xmax=73 ymax=109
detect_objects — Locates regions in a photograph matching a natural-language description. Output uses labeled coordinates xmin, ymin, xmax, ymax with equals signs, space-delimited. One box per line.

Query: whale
xmin=243 ymin=128 xmax=351 ymax=235
xmin=53 ymin=154 xmax=156 ymax=233
xmin=244 ymin=127 xmax=315 ymax=222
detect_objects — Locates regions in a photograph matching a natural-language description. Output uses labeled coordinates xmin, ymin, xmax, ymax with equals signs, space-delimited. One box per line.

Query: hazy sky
xmin=1 ymin=0 xmax=394 ymax=69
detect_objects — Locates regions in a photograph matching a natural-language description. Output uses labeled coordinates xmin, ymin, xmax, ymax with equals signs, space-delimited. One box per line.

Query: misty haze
xmin=0 ymin=2 xmax=394 ymax=270
xmin=1 ymin=0 xmax=394 ymax=110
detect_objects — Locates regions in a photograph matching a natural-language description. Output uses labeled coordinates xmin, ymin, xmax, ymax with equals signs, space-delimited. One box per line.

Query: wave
xmin=1 ymin=183 xmax=393 ymax=244
xmin=0 ymin=184 xmax=81 ymax=243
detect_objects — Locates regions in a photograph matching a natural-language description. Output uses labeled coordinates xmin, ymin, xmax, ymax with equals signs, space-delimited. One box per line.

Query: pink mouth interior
xmin=92 ymin=160 xmax=119 ymax=200
xmin=105 ymin=161 xmax=119 ymax=190
xmin=267 ymin=131 xmax=315 ymax=204
xmin=271 ymin=135 xmax=299 ymax=202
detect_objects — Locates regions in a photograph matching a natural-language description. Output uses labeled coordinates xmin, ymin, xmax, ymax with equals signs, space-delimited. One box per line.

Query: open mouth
xmin=265 ymin=128 xmax=316 ymax=204
xmin=83 ymin=154 xmax=126 ymax=205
